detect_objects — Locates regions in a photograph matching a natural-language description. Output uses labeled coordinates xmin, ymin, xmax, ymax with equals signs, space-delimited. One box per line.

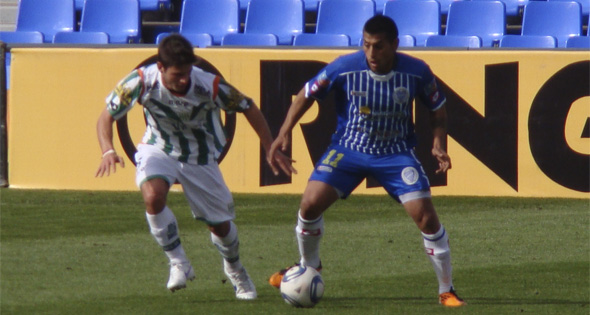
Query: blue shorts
xmin=309 ymin=144 xmax=431 ymax=201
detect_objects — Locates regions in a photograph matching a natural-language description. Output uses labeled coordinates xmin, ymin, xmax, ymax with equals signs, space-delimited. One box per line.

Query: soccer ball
xmin=280 ymin=265 xmax=324 ymax=308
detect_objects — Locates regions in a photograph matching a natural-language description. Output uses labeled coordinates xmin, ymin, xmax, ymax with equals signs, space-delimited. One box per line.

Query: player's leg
xmin=269 ymin=145 xmax=365 ymax=288
xmin=402 ymin=197 xmax=465 ymax=306
xmin=297 ymin=180 xmax=340 ymax=269
xmin=179 ymin=162 xmax=256 ymax=299
xmin=373 ymin=151 xmax=465 ymax=306
xmin=136 ymin=145 xmax=194 ymax=292
xmin=209 ymin=221 xmax=256 ymax=300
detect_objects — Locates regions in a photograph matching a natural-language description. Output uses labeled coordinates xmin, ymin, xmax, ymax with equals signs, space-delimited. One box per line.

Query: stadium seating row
xmin=0 ymin=0 xmax=588 ymax=48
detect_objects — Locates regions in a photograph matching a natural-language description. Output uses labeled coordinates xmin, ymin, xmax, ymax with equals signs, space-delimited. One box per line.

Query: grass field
xmin=1 ymin=189 xmax=588 ymax=314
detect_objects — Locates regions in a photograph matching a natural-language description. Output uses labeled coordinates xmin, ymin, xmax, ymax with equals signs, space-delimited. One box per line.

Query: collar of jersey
xmin=368 ymin=70 xmax=395 ymax=81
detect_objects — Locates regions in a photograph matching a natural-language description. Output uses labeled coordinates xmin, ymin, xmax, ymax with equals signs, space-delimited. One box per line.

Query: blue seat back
xmin=0 ymin=31 xmax=44 ymax=43
xmin=80 ymin=0 xmax=141 ymax=43
xmin=398 ymin=34 xmax=416 ymax=47
xmin=499 ymin=35 xmax=557 ymax=48
xmin=138 ymin=0 xmax=173 ymax=11
xmin=425 ymin=35 xmax=482 ymax=48
xmin=548 ymin=0 xmax=589 ymax=17
xmin=437 ymin=0 xmax=463 ymax=14
xmin=566 ymin=35 xmax=590 ymax=48
xmin=180 ymin=0 xmax=239 ymax=45
xmin=222 ymin=33 xmax=278 ymax=46
xmin=293 ymin=33 xmax=350 ymax=46
xmin=522 ymin=1 xmax=582 ymax=47
xmin=156 ymin=32 xmax=213 ymax=47
xmin=445 ymin=1 xmax=506 ymax=46
xmin=316 ymin=0 xmax=375 ymax=46
xmin=383 ymin=0 xmax=440 ymax=46
xmin=16 ymin=0 xmax=75 ymax=43
xmin=244 ymin=0 xmax=304 ymax=45
xmin=472 ymin=0 xmax=528 ymax=16
xmin=53 ymin=31 xmax=109 ymax=43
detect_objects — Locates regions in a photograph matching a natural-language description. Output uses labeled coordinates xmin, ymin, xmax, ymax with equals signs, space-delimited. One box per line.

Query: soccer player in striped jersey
xmin=95 ymin=34 xmax=294 ymax=299
xmin=267 ymin=15 xmax=466 ymax=307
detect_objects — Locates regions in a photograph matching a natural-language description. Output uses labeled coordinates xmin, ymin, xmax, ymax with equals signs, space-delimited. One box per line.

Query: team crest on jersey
xmin=393 ymin=87 xmax=410 ymax=104
xmin=401 ymin=167 xmax=419 ymax=185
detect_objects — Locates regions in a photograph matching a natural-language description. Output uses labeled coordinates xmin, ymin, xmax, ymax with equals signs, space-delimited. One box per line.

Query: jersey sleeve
xmin=417 ymin=65 xmax=446 ymax=111
xmin=304 ymin=59 xmax=342 ymax=101
xmin=105 ymin=69 xmax=144 ymax=120
xmin=213 ymin=76 xmax=252 ymax=113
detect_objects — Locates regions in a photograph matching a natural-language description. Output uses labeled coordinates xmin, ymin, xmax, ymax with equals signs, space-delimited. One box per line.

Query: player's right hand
xmin=95 ymin=151 xmax=125 ymax=177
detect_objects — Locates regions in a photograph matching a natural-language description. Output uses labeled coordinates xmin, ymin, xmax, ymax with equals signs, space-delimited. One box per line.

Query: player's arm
xmin=95 ymin=109 xmax=126 ymax=177
xmin=242 ymin=103 xmax=297 ymax=176
xmin=430 ymin=105 xmax=451 ymax=174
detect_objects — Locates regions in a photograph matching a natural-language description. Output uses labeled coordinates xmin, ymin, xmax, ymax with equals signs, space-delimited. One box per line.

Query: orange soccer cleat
xmin=439 ymin=288 xmax=467 ymax=307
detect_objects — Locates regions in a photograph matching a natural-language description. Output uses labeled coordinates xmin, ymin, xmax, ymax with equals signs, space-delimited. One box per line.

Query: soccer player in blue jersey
xmin=95 ymin=34 xmax=294 ymax=299
xmin=267 ymin=15 xmax=466 ymax=307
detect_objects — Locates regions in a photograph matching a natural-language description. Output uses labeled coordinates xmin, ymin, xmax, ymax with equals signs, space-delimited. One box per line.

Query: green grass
xmin=1 ymin=189 xmax=588 ymax=314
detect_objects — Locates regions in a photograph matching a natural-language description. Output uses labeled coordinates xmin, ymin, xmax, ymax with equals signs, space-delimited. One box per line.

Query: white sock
xmin=211 ymin=221 xmax=243 ymax=273
xmin=422 ymin=225 xmax=453 ymax=294
xmin=146 ymin=206 xmax=188 ymax=265
xmin=296 ymin=210 xmax=324 ymax=269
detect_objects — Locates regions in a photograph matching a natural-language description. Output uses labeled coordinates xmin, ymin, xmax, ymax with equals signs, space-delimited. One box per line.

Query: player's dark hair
xmin=363 ymin=15 xmax=399 ymax=42
xmin=157 ymin=34 xmax=197 ymax=68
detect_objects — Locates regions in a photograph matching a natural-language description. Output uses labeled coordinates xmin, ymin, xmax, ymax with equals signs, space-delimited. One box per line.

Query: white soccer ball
xmin=280 ymin=265 xmax=324 ymax=308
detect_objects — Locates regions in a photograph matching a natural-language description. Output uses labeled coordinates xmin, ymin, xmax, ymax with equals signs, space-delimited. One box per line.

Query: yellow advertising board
xmin=6 ymin=47 xmax=589 ymax=198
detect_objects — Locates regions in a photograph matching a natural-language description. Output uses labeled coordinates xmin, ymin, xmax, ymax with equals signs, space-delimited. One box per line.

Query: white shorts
xmin=135 ymin=144 xmax=235 ymax=225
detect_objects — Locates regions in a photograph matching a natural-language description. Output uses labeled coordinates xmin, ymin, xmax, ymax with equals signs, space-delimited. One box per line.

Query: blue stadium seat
xmin=0 ymin=31 xmax=44 ymax=43
xmin=445 ymin=1 xmax=506 ymax=47
xmin=398 ymin=34 xmax=416 ymax=47
xmin=499 ymin=35 xmax=557 ymax=48
xmin=425 ymin=35 xmax=482 ymax=48
xmin=15 ymin=0 xmax=76 ymax=43
xmin=138 ymin=0 xmax=173 ymax=11
xmin=180 ymin=0 xmax=239 ymax=45
xmin=374 ymin=0 xmax=389 ymax=13
xmin=521 ymin=1 xmax=582 ymax=47
xmin=472 ymin=0 xmax=528 ymax=17
xmin=383 ymin=0 xmax=441 ymax=47
xmin=304 ymin=0 xmax=323 ymax=12
xmin=316 ymin=0 xmax=375 ymax=46
xmin=437 ymin=0 xmax=463 ymax=15
xmin=222 ymin=33 xmax=278 ymax=46
xmin=156 ymin=32 xmax=213 ymax=47
xmin=53 ymin=31 xmax=109 ymax=43
xmin=244 ymin=0 xmax=304 ymax=45
xmin=293 ymin=33 xmax=350 ymax=46
xmin=566 ymin=35 xmax=590 ymax=48
xmin=548 ymin=0 xmax=589 ymax=18
xmin=76 ymin=0 xmax=172 ymax=11
xmin=80 ymin=0 xmax=141 ymax=43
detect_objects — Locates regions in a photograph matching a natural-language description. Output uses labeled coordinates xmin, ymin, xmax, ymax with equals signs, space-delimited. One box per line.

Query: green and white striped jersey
xmin=106 ymin=63 xmax=251 ymax=165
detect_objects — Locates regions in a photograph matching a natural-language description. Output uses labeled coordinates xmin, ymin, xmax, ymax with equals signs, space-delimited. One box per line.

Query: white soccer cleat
xmin=224 ymin=267 xmax=257 ymax=300
xmin=167 ymin=262 xmax=195 ymax=292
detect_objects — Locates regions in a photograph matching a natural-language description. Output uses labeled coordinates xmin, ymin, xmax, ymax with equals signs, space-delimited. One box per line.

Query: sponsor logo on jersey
xmin=310 ymin=71 xmax=330 ymax=94
xmin=350 ymin=90 xmax=367 ymax=97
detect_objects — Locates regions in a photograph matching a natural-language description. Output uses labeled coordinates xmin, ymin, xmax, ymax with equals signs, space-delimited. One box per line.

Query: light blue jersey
xmin=305 ymin=50 xmax=445 ymax=155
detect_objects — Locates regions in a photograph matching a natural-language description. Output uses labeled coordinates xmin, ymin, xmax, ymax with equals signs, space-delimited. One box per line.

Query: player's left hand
xmin=432 ymin=147 xmax=451 ymax=174
xmin=267 ymin=148 xmax=297 ymax=176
